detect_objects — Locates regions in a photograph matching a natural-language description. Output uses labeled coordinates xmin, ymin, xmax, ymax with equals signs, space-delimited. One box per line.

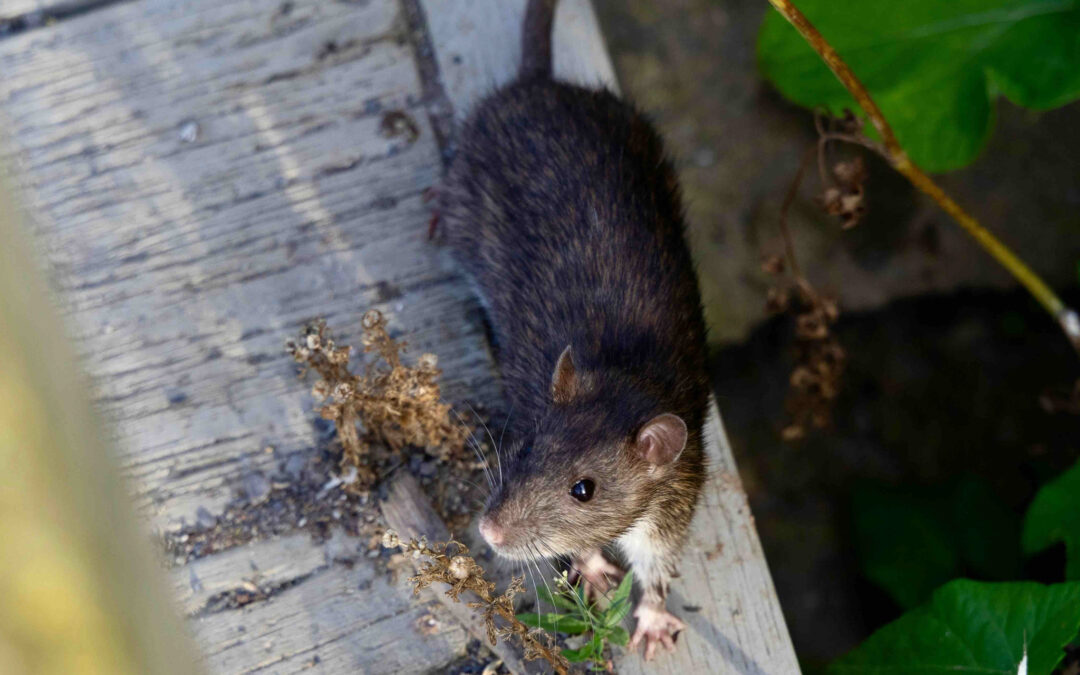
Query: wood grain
xmin=0 ymin=0 xmax=489 ymax=671
xmin=175 ymin=531 xmax=470 ymax=673
xmin=0 ymin=0 xmax=497 ymax=532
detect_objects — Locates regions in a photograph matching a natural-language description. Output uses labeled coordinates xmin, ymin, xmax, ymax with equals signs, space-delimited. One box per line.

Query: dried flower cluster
xmin=764 ymin=262 xmax=847 ymax=441
xmin=381 ymin=530 xmax=570 ymax=675
xmin=760 ymin=111 xmax=874 ymax=442
xmin=815 ymin=111 xmax=871 ymax=231
xmin=286 ymin=311 xmax=469 ymax=489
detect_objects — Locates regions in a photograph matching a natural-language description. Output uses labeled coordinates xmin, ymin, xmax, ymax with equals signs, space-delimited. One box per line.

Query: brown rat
xmin=433 ymin=0 xmax=708 ymax=660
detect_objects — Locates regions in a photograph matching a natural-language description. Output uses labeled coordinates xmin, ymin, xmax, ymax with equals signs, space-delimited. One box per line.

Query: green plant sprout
xmin=517 ymin=570 xmax=634 ymax=671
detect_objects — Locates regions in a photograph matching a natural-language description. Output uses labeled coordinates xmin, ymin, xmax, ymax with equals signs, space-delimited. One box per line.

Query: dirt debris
xmin=286 ymin=310 xmax=471 ymax=492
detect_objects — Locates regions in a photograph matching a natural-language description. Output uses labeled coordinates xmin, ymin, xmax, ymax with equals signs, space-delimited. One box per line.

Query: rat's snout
xmin=478 ymin=514 xmax=505 ymax=547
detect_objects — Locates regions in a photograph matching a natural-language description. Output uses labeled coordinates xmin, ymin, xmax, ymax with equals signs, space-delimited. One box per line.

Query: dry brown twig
xmin=286 ymin=310 xmax=470 ymax=490
xmin=381 ymin=530 xmax=570 ymax=675
xmin=765 ymin=0 xmax=1080 ymax=358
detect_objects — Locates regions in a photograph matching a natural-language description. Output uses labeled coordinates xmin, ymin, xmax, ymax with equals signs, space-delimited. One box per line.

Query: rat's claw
xmin=630 ymin=603 xmax=685 ymax=661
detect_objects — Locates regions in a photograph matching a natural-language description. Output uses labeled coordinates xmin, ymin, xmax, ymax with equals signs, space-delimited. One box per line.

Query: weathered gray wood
xmin=0 ymin=0 xmax=491 ymax=672
xmin=0 ymin=0 xmax=497 ymax=532
xmin=418 ymin=0 xmax=618 ymax=121
xmin=381 ymin=472 xmax=529 ymax=674
xmin=1 ymin=0 xmax=54 ymax=20
xmin=173 ymin=531 xmax=469 ymax=673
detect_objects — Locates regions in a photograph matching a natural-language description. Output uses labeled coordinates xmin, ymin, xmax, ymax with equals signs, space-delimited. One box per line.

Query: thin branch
xmin=765 ymin=0 xmax=1080 ymax=355
xmin=778 ymin=143 xmax=816 ymax=280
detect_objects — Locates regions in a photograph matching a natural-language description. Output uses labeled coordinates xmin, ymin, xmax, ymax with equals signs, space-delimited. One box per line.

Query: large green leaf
xmin=758 ymin=0 xmax=1080 ymax=171
xmin=853 ymin=485 xmax=959 ymax=609
xmin=1023 ymin=459 xmax=1080 ymax=580
xmin=950 ymin=477 xmax=1023 ymax=582
xmin=853 ymin=479 xmax=1021 ymax=609
xmin=831 ymin=580 xmax=1080 ymax=674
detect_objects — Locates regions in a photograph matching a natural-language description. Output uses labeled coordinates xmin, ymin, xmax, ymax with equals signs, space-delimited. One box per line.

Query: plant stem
xmin=765 ymin=0 xmax=1080 ymax=356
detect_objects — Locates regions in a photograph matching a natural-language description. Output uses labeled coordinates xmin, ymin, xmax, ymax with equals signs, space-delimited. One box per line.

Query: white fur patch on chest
xmin=617 ymin=518 xmax=660 ymax=584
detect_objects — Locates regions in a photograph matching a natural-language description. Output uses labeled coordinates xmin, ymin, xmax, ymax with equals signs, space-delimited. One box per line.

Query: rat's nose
xmin=478 ymin=515 xmax=505 ymax=547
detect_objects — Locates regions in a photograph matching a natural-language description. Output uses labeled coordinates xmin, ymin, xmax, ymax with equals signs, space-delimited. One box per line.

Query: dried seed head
xmin=332 ymin=382 xmax=353 ymax=402
xmin=448 ymin=556 xmax=471 ymax=580
xmin=312 ymin=380 xmax=329 ymax=399
xmin=306 ymin=333 xmax=321 ymax=351
xmin=761 ymin=254 xmax=785 ymax=276
xmin=765 ymin=287 xmax=790 ymax=314
xmin=381 ymin=529 xmax=400 ymax=549
xmin=417 ymin=353 xmax=438 ymax=370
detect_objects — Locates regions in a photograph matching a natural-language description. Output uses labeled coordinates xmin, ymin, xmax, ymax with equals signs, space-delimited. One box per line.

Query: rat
xmin=432 ymin=0 xmax=709 ymax=660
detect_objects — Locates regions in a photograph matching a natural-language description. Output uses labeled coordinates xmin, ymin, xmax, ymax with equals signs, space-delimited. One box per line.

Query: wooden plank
xmin=173 ymin=531 xmax=469 ymax=673
xmin=1 ymin=0 xmax=55 ymax=21
xmin=0 ymin=0 xmax=490 ymax=672
xmin=0 ymin=0 xmax=498 ymax=532
xmin=417 ymin=0 xmax=619 ymax=120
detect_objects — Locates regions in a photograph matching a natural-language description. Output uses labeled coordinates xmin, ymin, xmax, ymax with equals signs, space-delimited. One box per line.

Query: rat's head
xmin=477 ymin=345 xmax=688 ymax=561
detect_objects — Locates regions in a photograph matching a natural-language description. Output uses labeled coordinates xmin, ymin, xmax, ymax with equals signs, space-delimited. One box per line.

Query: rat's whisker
xmin=495 ymin=403 xmax=514 ymax=489
xmin=456 ymin=475 xmax=491 ymax=500
xmin=467 ymin=402 xmax=503 ymax=490
xmin=529 ymin=544 xmax=558 ymax=614
xmin=452 ymin=408 xmax=495 ymax=489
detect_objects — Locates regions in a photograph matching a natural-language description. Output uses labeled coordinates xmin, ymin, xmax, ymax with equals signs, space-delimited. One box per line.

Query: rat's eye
xmin=570 ymin=479 xmax=595 ymax=502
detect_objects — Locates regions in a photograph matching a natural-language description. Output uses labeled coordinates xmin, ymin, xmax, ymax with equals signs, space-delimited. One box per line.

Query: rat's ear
xmin=551 ymin=345 xmax=578 ymax=404
xmin=635 ymin=413 xmax=687 ymax=466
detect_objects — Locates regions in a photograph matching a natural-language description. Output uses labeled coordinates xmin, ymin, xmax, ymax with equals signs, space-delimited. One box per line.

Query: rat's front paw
xmin=569 ymin=549 xmax=624 ymax=601
xmin=629 ymin=603 xmax=686 ymax=661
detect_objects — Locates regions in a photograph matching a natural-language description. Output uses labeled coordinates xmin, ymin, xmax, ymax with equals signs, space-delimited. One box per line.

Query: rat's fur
xmin=434 ymin=0 xmax=709 ymax=647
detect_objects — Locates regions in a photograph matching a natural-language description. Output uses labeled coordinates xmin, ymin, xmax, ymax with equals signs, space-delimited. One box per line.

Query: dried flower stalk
xmin=382 ymin=530 xmax=570 ymax=675
xmin=286 ymin=311 xmax=469 ymax=489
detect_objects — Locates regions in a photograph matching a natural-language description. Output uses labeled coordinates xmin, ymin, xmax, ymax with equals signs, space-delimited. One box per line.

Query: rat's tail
xmin=521 ymin=0 xmax=557 ymax=80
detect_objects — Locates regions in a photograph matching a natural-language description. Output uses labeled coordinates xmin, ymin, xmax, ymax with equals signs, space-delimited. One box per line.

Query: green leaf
xmin=758 ymin=0 xmax=1080 ymax=172
xmin=609 ymin=625 xmax=630 ymax=647
xmin=611 ymin=571 xmax=634 ymax=605
xmin=853 ymin=485 xmax=960 ymax=609
xmin=853 ymin=479 xmax=1022 ymax=608
xmin=604 ymin=598 xmax=632 ymax=628
xmin=950 ymin=477 xmax=1022 ymax=581
xmin=1023 ymin=459 xmax=1080 ymax=580
xmin=536 ymin=585 xmax=579 ymax=612
xmin=515 ymin=612 xmax=590 ymax=635
xmin=830 ymin=580 xmax=1080 ymax=674
xmin=562 ymin=643 xmax=594 ymax=663
xmin=590 ymin=634 xmax=605 ymax=658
